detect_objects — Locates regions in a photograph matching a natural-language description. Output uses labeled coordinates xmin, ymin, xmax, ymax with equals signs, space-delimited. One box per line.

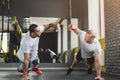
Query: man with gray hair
xmin=66 ymin=24 xmax=104 ymax=80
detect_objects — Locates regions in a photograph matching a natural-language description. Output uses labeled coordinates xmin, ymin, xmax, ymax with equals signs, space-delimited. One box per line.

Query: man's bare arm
xmin=94 ymin=53 xmax=102 ymax=79
xmin=43 ymin=22 xmax=60 ymax=31
xmin=68 ymin=23 xmax=81 ymax=35
xmin=23 ymin=53 xmax=30 ymax=79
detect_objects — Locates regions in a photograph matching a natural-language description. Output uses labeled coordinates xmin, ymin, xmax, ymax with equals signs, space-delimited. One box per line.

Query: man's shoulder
xmin=78 ymin=30 xmax=86 ymax=37
xmin=94 ymin=38 xmax=99 ymax=42
xmin=21 ymin=36 xmax=31 ymax=45
xmin=79 ymin=30 xmax=86 ymax=33
xmin=94 ymin=38 xmax=100 ymax=45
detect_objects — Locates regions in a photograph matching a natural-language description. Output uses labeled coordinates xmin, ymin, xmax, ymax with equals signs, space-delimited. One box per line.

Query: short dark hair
xmin=29 ymin=24 xmax=38 ymax=33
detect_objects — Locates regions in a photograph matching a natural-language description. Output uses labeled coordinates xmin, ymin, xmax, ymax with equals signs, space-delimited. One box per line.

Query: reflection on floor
xmin=0 ymin=70 xmax=120 ymax=80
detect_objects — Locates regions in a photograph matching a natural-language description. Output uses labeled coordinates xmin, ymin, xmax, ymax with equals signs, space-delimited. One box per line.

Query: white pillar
xmin=71 ymin=18 xmax=78 ymax=49
xmin=62 ymin=20 xmax=68 ymax=52
xmin=88 ymin=0 xmax=101 ymax=39
xmin=100 ymin=0 xmax=105 ymax=38
xmin=57 ymin=26 xmax=61 ymax=54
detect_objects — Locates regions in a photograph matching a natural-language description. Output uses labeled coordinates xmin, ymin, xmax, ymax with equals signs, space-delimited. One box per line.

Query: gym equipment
xmin=7 ymin=0 xmax=10 ymax=32
xmin=0 ymin=0 xmax=5 ymax=53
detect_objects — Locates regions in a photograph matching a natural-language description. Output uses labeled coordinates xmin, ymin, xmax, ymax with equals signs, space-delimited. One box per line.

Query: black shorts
xmin=76 ymin=49 xmax=83 ymax=61
xmin=76 ymin=49 xmax=94 ymax=65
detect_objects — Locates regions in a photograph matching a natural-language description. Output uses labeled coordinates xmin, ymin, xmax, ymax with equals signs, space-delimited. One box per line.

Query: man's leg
xmin=18 ymin=61 xmax=30 ymax=74
xmin=18 ymin=61 xmax=24 ymax=73
xmin=32 ymin=59 xmax=43 ymax=75
xmin=87 ymin=56 xmax=94 ymax=74
xmin=53 ymin=54 xmax=63 ymax=63
xmin=69 ymin=59 xmax=80 ymax=69
xmin=52 ymin=55 xmax=58 ymax=63
xmin=66 ymin=49 xmax=83 ymax=75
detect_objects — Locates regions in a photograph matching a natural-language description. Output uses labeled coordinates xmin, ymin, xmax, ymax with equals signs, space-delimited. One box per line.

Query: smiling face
xmin=32 ymin=26 xmax=41 ymax=37
xmin=29 ymin=24 xmax=41 ymax=38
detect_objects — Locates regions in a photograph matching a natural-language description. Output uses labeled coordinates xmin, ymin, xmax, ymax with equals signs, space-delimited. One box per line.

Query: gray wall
xmin=78 ymin=0 xmax=88 ymax=30
xmin=0 ymin=0 xmax=84 ymax=18
xmin=105 ymin=0 xmax=120 ymax=76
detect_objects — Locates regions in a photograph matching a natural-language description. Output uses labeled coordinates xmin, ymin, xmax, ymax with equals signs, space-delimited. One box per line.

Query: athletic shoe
xmin=66 ymin=68 xmax=73 ymax=75
xmin=32 ymin=67 xmax=43 ymax=75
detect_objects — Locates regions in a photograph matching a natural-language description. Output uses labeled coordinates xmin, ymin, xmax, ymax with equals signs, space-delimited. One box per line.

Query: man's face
xmin=85 ymin=33 xmax=95 ymax=44
xmin=32 ymin=27 xmax=41 ymax=37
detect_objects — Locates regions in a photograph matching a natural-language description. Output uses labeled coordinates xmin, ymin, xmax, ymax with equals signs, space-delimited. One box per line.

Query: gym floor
xmin=0 ymin=70 xmax=120 ymax=80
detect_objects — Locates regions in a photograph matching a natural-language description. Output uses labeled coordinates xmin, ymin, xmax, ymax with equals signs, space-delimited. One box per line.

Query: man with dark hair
xmin=17 ymin=23 xmax=60 ymax=80
xmin=66 ymin=24 xmax=104 ymax=80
